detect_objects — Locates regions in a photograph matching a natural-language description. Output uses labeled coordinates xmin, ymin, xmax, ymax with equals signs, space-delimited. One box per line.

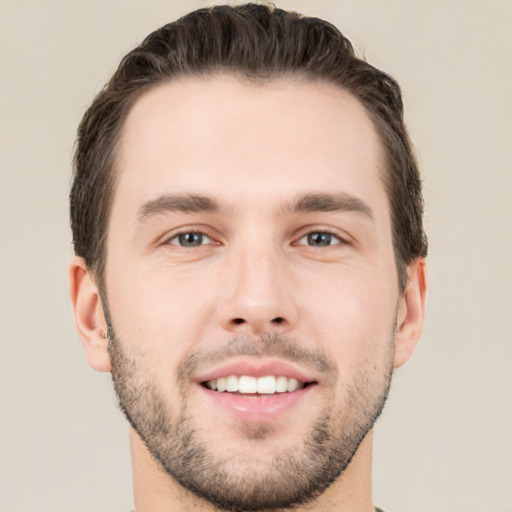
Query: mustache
xmin=178 ymin=333 xmax=337 ymax=383
xmin=102 ymin=298 xmax=337 ymax=384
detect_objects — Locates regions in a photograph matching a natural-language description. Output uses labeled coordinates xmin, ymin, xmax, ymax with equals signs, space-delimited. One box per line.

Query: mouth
xmin=195 ymin=360 xmax=319 ymax=421
xmin=202 ymin=375 xmax=315 ymax=395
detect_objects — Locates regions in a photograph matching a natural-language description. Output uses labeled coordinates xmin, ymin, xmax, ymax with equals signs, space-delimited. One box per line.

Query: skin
xmin=69 ymin=75 xmax=427 ymax=512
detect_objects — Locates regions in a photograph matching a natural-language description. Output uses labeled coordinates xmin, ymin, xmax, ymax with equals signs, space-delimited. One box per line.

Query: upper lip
xmin=194 ymin=359 xmax=318 ymax=384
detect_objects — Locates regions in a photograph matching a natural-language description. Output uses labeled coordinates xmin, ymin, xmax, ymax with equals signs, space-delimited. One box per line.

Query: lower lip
xmin=198 ymin=384 xmax=316 ymax=422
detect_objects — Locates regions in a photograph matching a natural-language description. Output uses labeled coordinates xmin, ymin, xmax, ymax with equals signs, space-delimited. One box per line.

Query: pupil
xmin=308 ymin=232 xmax=331 ymax=247
xmin=179 ymin=233 xmax=202 ymax=246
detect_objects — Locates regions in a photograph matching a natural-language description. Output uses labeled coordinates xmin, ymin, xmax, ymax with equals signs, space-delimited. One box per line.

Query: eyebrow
xmin=138 ymin=193 xmax=219 ymax=221
xmin=289 ymin=192 xmax=374 ymax=220
xmin=137 ymin=191 xmax=374 ymax=223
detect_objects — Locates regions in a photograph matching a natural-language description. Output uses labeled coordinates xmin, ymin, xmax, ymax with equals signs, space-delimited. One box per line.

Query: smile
xmin=196 ymin=360 xmax=319 ymax=419
xmin=203 ymin=375 xmax=309 ymax=394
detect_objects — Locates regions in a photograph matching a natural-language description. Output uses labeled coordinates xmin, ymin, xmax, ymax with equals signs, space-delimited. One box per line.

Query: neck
xmin=130 ymin=427 xmax=376 ymax=512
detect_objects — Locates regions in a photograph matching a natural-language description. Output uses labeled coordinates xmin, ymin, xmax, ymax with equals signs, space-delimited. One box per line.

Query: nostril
xmin=233 ymin=318 xmax=245 ymax=325
xmin=271 ymin=317 xmax=284 ymax=324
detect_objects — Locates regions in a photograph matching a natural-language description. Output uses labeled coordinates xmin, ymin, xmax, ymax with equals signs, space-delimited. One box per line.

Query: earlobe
xmin=69 ymin=256 xmax=111 ymax=372
xmin=394 ymin=258 xmax=427 ymax=368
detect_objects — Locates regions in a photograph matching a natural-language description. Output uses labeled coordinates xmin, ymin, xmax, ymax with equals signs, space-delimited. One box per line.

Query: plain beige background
xmin=1 ymin=1 xmax=511 ymax=511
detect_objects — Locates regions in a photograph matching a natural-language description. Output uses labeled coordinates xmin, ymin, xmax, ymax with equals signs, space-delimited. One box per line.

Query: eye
xmin=167 ymin=232 xmax=213 ymax=247
xmin=297 ymin=231 xmax=343 ymax=247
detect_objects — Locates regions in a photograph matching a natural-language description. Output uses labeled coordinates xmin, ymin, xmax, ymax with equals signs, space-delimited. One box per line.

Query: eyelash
xmin=295 ymin=230 xmax=344 ymax=247
xmin=163 ymin=227 xmax=347 ymax=249
xmin=164 ymin=229 xmax=216 ymax=248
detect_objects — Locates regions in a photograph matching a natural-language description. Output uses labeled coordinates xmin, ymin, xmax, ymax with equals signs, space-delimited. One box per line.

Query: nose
xmin=217 ymin=245 xmax=299 ymax=336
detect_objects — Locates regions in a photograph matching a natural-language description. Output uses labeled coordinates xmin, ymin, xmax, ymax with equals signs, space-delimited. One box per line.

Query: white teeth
xmin=239 ymin=376 xmax=257 ymax=393
xmin=205 ymin=375 xmax=306 ymax=394
xmin=225 ymin=375 xmax=239 ymax=392
xmin=275 ymin=376 xmax=288 ymax=392
xmin=257 ymin=376 xmax=276 ymax=394
xmin=287 ymin=378 xmax=300 ymax=392
xmin=217 ymin=377 xmax=227 ymax=392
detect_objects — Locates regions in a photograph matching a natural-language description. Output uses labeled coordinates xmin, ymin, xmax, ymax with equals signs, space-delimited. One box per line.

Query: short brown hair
xmin=71 ymin=3 xmax=427 ymax=291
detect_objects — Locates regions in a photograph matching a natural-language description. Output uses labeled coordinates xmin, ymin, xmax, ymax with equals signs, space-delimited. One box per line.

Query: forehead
xmin=114 ymin=75 xmax=388 ymax=219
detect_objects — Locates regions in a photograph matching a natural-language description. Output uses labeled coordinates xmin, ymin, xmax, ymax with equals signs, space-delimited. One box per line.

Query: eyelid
xmin=292 ymin=226 xmax=350 ymax=246
xmin=168 ymin=232 xmax=213 ymax=246
xmin=159 ymin=226 xmax=221 ymax=246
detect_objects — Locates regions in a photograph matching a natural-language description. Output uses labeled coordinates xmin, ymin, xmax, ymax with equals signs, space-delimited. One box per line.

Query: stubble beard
xmin=106 ymin=314 xmax=395 ymax=512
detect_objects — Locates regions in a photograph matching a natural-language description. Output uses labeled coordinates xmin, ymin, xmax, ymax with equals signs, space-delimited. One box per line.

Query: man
xmin=69 ymin=4 xmax=427 ymax=512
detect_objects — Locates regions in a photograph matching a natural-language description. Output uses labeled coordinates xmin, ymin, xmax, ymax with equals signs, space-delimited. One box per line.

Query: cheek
xmin=298 ymin=265 xmax=397 ymax=375
xmin=106 ymin=263 xmax=218 ymax=377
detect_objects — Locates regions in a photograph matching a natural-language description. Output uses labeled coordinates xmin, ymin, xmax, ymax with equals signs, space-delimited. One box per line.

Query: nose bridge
xmin=217 ymin=234 xmax=297 ymax=334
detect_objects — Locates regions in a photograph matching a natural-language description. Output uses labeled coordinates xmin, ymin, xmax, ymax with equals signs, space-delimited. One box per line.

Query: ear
xmin=394 ymin=258 xmax=427 ymax=368
xmin=69 ymin=256 xmax=111 ymax=372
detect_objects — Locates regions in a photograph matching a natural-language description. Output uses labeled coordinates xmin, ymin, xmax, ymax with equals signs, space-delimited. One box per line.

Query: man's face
xmin=104 ymin=76 xmax=403 ymax=510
